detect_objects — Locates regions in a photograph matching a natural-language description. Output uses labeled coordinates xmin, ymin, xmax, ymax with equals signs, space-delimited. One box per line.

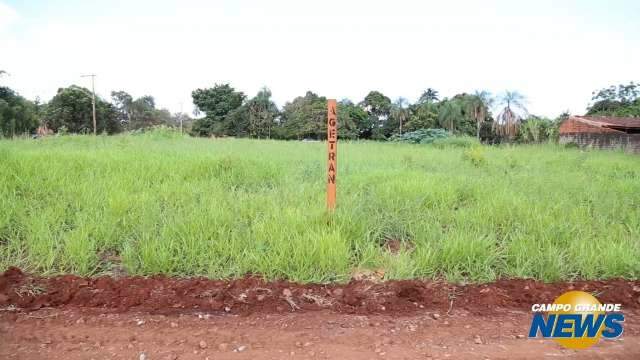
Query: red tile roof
xmin=573 ymin=116 xmax=640 ymax=129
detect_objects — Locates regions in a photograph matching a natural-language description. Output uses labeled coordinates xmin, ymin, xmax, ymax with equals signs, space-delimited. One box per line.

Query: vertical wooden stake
xmin=327 ymin=99 xmax=337 ymax=211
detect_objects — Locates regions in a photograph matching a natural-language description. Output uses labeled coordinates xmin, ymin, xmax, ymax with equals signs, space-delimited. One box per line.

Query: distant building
xmin=35 ymin=124 xmax=54 ymax=137
xmin=559 ymin=116 xmax=640 ymax=153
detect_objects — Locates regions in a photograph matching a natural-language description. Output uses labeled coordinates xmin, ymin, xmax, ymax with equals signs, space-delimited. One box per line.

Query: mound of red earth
xmin=1 ymin=267 xmax=639 ymax=315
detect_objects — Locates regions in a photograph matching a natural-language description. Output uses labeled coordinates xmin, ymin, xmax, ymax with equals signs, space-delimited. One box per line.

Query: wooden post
xmin=327 ymin=99 xmax=337 ymax=211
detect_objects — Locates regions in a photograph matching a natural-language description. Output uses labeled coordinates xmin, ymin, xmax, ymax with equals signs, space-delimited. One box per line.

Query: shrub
xmin=389 ymin=128 xmax=449 ymax=144
xmin=130 ymin=125 xmax=184 ymax=139
xmin=519 ymin=117 xmax=559 ymax=144
xmin=432 ymin=136 xmax=479 ymax=149
xmin=462 ymin=146 xmax=487 ymax=167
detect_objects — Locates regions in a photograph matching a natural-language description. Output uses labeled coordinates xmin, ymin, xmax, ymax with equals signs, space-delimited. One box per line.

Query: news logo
xmin=528 ymin=290 xmax=624 ymax=349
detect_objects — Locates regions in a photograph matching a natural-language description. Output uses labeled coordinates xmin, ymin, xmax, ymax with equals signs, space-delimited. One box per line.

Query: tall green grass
xmin=1 ymin=133 xmax=639 ymax=283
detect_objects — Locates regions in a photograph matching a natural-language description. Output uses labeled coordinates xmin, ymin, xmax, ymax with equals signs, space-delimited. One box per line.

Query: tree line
xmin=190 ymin=85 xmax=531 ymax=142
xmin=1 ymin=69 xmax=638 ymax=142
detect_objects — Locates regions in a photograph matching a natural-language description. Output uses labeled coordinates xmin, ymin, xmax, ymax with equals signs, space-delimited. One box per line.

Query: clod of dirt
xmin=382 ymin=238 xmax=414 ymax=254
xmin=218 ymin=343 xmax=229 ymax=351
xmin=198 ymin=340 xmax=207 ymax=349
xmin=351 ymin=268 xmax=385 ymax=282
xmin=432 ymin=313 xmax=441 ymax=320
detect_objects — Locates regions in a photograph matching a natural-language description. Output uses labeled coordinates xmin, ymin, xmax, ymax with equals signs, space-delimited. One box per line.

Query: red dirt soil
xmin=2 ymin=267 xmax=640 ymax=359
xmin=2 ymin=267 xmax=639 ymax=315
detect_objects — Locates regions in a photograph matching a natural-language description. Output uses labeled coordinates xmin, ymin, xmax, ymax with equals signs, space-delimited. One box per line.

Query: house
xmin=559 ymin=115 xmax=640 ymax=153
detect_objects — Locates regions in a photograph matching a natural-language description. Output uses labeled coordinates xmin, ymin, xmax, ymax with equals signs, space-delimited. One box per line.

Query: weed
xmin=462 ymin=146 xmax=487 ymax=167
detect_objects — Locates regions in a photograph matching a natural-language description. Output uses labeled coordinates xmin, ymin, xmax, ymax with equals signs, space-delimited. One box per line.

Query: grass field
xmin=1 ymin=131 xmax=639 ymax=283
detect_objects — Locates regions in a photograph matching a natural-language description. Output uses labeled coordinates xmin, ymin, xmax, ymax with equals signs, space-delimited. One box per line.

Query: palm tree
xmin=391 ymin=97 xmax=409 ymax=135
xmin=466 ymin=91 xmax=493 ymax=140
xmin=438 ymin=100 xmax=462 ymax=133
xmin=495 ymin=91 xmax=527 ymax=139
xmin=419 ymin=88 xmax=439 ymax=104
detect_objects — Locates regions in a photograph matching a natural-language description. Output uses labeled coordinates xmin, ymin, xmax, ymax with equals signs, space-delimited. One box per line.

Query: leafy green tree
xmin=0 ymin=86 xmax=39 ymax=137
xmin=279 ymin=91 xmax=327 ymax=140
xmin=246 ymin=87 xmax=279 ymax=138
xmin=224 ymin=106 xmax=250 ymax=137
xmin=191 ymin=84 xmax=245 ymax=136
xmin=406 ymin=101 xmax=439 ymax=131
xmin=360 ymin=91 xmax=392 ymax=139
xmin=44 ymin=85 xmax=120 ymax=134
xmin=111 ymin=91 xmax=172 ymax=130
xmin=337 ymin=99 xmax=367 ymax=139
xmin=111 ymin=90 xmax=133 ymax=125
xmin=587 ymin=82 xmax=640 ymax=117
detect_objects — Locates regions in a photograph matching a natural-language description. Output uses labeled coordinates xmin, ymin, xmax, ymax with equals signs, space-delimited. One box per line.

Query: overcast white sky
xmin=1 ymin=0 xmax=639 ymax=117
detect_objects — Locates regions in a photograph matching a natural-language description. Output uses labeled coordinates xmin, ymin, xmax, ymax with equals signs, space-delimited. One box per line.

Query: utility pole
xmin=81 ymin=74 xmax=97 ymax=135
xmin=179 ymin=101 xmax=184 ymax=134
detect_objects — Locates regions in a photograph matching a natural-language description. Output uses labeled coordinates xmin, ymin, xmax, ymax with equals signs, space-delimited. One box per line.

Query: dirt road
xmin=2 ymin=308 xmax=639 ymax=359
xmin=1 ymin=268 xmax=639 ymax=359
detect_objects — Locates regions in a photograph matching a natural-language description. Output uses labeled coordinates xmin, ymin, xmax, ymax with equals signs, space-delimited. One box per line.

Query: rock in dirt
xmin=199 ymin=340 xmax=207 ymax=349
xmin=432 ymin=313 xmax=440 ymax=320
xmin=474 ymin=335 xmax=483 ymax=345
xmin=234 ymin=345 xmax=247 ymax=352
